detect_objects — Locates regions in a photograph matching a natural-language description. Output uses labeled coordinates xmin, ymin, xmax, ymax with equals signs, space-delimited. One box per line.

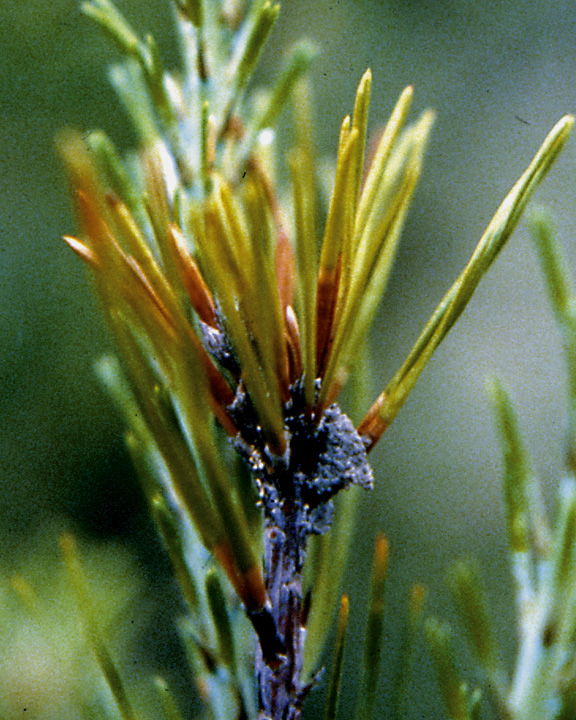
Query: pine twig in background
xmin=427 ymin=214 xmax=576 ymax=720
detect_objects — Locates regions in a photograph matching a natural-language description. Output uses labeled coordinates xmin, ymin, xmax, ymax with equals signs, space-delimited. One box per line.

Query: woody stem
xmin=256 ymin=506 xmax=308 ymax=720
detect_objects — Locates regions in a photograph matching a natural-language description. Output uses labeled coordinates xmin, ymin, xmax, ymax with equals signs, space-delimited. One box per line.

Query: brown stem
xmin=256 ymin=516 xmax=308 ymax=720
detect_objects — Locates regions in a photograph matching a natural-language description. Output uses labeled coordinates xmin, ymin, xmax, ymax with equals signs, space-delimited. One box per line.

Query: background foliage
xmin=1 ymin=0 xmax=576 ymax=716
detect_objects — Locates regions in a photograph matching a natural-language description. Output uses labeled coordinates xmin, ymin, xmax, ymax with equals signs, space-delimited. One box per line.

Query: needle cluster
xmin=55 ymin=1 xmax=573 ymax=718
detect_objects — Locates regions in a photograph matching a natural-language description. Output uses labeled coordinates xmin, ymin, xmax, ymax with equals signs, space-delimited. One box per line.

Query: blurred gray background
xmin=2 ymin=0 xmax=576 ymax=715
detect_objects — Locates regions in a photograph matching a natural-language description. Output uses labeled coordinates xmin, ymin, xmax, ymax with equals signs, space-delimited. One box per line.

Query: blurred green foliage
xmin=2 ymin=1 xmax=576 ymax=717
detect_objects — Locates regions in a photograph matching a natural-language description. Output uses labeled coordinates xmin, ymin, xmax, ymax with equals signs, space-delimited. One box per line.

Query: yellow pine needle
xmin=142 ymin=145 xmax=172 ymax=242
xmin=315 ymin=121 xmax=358 ymax=384
xmin=218 ymin=179 xmax=254 ymax=275
xmin=60 ymin=138 xmax=190 ymax=351
xmin=354 ymin=85 xmax=414 ymax=243
xmin=319 ymin=118 xmax=358 ymax=276
xmin=349 ymin=69 xmax=372 ymax=212
xmin=315 ymin=83 xmax=425 ymax=408
xmin=60 ymin=532 xmax=138 ymax=720
xmin=353 ymin=112 xmax=434 ymax=300
xmin=339 ymin=69 xmax=372 ymax=299
xmin=290 ymin=77 xmax=318 ymax=406
xmin=196 ymin=189 xmax=287 ymax=453
xmin=202 ymin=182 xmax=285 ymax=394
xmin=360 ymin=113 xmax=574 ymax=449
xmin=243 ymin=175 xmax=290 ymax=400
xmin=324 ymin=595 xmax=349 ymax=720
xmin=104 ymin=193 xmax=159 ymax=272
xmin=201 ymin=101 xmax=215 ymax=195
xmin=122 ymin=254 xmax=178 ymax=336
xmin=336 ymin=113 xmax=434 ymax=374
xmin=321 ymin=109 xmax=434 ymax=407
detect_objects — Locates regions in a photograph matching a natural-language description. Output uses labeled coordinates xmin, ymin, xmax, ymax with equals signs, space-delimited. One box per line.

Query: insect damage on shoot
xmin=230 ymin=377 xmax=373 ymax=554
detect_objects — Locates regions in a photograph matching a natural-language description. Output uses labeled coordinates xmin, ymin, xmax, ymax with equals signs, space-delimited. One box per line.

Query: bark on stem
xmin=256 ymin=518 xmax=308 ymax=720
xmin=231 ymin=382 xmax=374 ymax=719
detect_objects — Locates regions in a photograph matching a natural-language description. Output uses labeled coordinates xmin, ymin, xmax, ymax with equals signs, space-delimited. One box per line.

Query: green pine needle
xmin=324 ymin=595 xmax=349 ymax=720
